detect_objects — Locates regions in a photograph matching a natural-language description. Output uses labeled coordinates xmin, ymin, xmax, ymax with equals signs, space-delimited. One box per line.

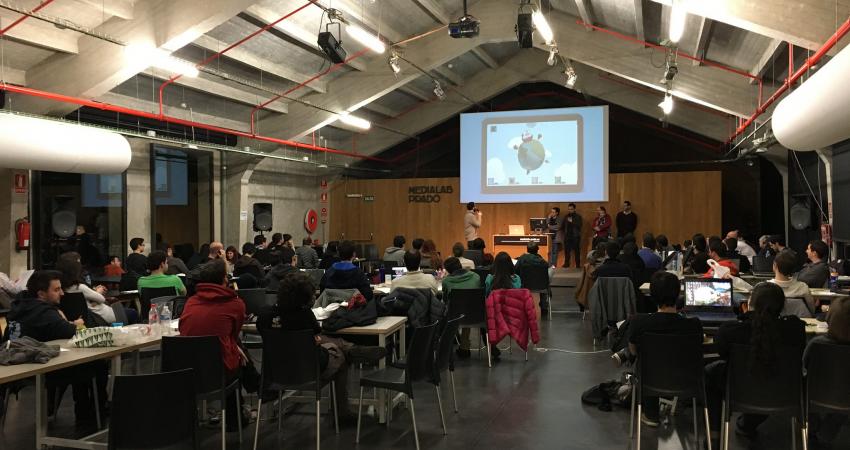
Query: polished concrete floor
xmin=3 ymin=273 xmax=848 ymax=449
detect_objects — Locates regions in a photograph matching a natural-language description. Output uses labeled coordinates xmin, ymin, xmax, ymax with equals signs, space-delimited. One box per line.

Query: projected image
xmin=685 ymin=281 xmax=732 ymax=307
xmin=480 ymin=114 xmax=583 ymax=194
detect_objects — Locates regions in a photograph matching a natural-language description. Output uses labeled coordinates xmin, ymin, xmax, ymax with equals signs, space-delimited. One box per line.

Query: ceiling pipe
xmin=158 ymin=1 xmax=318 ymax=117
xmin=0 ymin=84 xmax=388 ymax=162
xmin=0 ymin=0 xmax=54 ymax=35
xmin=727 ymin=17 xmax=850 ymax=144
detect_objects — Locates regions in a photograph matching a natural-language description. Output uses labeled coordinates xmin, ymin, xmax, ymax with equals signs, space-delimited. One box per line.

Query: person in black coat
xmin=593 ymin=242 xmax=633 ymax=280
xmin=319 ymin=241 xmax=373 ymax=300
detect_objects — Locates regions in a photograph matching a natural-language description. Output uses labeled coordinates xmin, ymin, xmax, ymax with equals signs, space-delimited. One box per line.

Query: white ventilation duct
xmin=773 ymin=43 xmax=850 ymax=151
xmin=0 ymin=114 xmax=132 ymax=173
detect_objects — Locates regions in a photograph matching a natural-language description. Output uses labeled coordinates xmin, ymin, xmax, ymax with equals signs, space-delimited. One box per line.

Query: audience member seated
xmin=723 ymin=237 xmax=751 ymax=273
xmin=757 ymin=234 xmax=772 ymax=258
xmin=687 ymin=234 xmax=710 ymax=274
xmin=5 ymin=271 xmax=106 ymax=428
xmin=390 ymin=251 xmax=439 ymax=296
xmin=704 ymin=282 xmax=805 ymax=445
xmin=126 ymin=237 xmax=148 ymax=276
xmin=619 ymin=242 xmax=646 ymax=279
xmin=768 ymin=234 xmax=804 ymax=273
xmin=703 ymin=239 xmax=739 ymax=278
xmin=411 ymin=238 xmax=424 ymax=254
xmin=320 ymin=240 xmax=373 ymax=300
xmin=452 ymin=242 xmax=475 ymax=270
xmin=803 ymin=297 xmax=850 ymax=446
xmin=768 ymin=249 xmax=814 ymax=315
xmin=622 ymin=271 xmax=703 ymax=426
xmin=267 ymin=233 xmax=284 ymax=252
xmin=797 ymin=239 xmax=830 ymax=289
xmin=178 ymin=259 xmax=249 ymax=430
xmin=257 ymin=272 xmax=386 ymax=426
xmin=187 ymin=243 xmax=210 ymax=270
xmin=420 ymin=239 xmax=443 ymax=270
xmin=162 ymin=244 xmax=190 ymax=275
xmin=471 ymin=238 xmax=495 ymax=266
xmin=383 ymin=235 xmax=406 ymax=266
xmin=56 ymin=254 xmax=114 ymax=324
xmin=138 ymin=250 xmax=187 ymax=296
xmin=225 ymin=246 xmax=240 ymax=274
xmin=514 ymin=242 xmax=549 ymax=280
xmin=103 ymin=255 xmax=125 ymax=277
xmin=655 ymin=234 xmax=673 ymax=254
xmin=593 ymin=242 xmax=633 ymax=280
xmin=265 ymin=251 xmax=299 ymax=292
xmin=252 ymin=235 xmax=272 ymax=266
xmin=441 ymin=257 xmax=481 ymax=359
xmin=638 ymin=233 xmax=662 ymax=270
xmin=319 ymin=241 xmax=341 ymax=270
xmin=296 ymin=237 xmax=319 ymax=269
xmin=726 ymin=230 xmax=757 ymax=262
xmin=233 ymin=243 xmax=265 ymax=281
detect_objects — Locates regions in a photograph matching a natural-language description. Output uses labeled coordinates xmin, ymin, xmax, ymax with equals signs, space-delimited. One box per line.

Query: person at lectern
xmin=547 ymin=207 xmax=564 ymax=267
xmin=464 ymin=202 xmax=482 ymax=248
xmin=563 ymin=203 xmax=583 ymax=268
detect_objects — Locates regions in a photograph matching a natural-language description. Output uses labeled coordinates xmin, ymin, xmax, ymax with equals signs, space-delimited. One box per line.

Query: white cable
xmin=535 ymin=347 xmax=609 ymax=355
xmin=791 ymin=150 xmax=827 ymax=221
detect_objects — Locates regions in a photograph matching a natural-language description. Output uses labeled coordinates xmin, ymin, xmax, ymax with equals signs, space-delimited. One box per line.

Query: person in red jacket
xmin=703 ymin=239 xmax=740 ymax=279
xmin=591 ymin=206 xmax=612 ymax=249
xmin=179 ymin=259 xmax=249 ymax=430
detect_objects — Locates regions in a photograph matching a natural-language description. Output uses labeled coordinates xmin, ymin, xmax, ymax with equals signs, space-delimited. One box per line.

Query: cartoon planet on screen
xmin=512 ymin=130 xmax=550 ymax=174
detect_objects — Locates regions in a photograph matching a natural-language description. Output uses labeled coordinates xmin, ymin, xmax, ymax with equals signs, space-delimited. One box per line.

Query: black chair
xmin=59 ymin=292 xmax=88 ymax=323
xmin=782 ymin=297 xmax=814 ymax=319
xmin=356 ymin=322 xmax=440 ymax=450
xmin=463 ymin=250 xmax=483 ymax=267
xmin=520 ymin=265 xmax=552 ymax=320
xmin=108 ymin=369 xmax=198 ymax=449
xmin=472 ymin=268 xmax=489 ymax=286
xmin=382 ymin=260 xmax=400 ymax=270
xmin=139 ymin=286 xmax=178 ymax=322
xmin=632 ymin=333 xmax=710 ymax=450
xmin=723 ymin=344 xmax=807 ymax=450
xmin=804 ymin=340 xmax=850 ymax=443
xmin=252 ymin=328 xmax=337 ymax=450
xmin=239 ymin=289 xmax=271 ymax=316
xmin=303 ymin=269 xmax=325 ymax=290
xmin=446 ymin=288 xmax=491 ymax=367
xmin=161 ymin=336 xmax=243 ymax=449
xmin=433 ymin=315 xmax=463 ymax=417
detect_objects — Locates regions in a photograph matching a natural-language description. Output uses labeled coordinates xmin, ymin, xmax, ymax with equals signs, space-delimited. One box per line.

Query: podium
xmin=492 ymin=234 xmax=551 ymax=259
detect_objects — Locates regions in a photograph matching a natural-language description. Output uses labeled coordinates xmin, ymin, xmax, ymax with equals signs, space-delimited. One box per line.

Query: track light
xmin=659 ymin=92 xmax=674 ymax=115
xmin=433 ymin=80 xmax=446 ymax=100
xmin=564 ymin=66 xmax=577 ymax=88
xmin=668 ymin=0 xmax=686 ymax=44
xmin=347 ymin=24 xmax=385 ymax=54
xmin=661 ymin=62 xmax=678 ymax=85
xmin=124 ymin=44 xmax=199 ymax=77
xmin=532 ymin=9 xmax=554 ymax=45
xmin=337 ymin=111 xmax=371 ymax=130
xmin=547 ymin=46 xmax=558 ymax=66
xmin=388 ymin=52 xmax=401 ymax=74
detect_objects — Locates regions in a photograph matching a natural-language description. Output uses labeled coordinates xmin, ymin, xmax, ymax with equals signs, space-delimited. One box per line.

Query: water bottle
xmin=829 ymin=267 xmax=839 ymax=290
xmin=148 ymin=304 xmax=160 ymax=336
xmin=160 ymin=305 xmax=172 ymax=336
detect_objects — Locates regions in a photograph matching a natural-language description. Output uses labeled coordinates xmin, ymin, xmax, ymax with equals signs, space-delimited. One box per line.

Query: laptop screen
xmin=392 ymin=267 xmax=408 ymax=277
xmin=684 ymin=279 xmax=733 ymax=308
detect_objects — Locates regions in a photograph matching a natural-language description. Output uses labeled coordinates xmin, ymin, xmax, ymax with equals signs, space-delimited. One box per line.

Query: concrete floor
xmin=2 ymin=270 xmax=847 ymax=449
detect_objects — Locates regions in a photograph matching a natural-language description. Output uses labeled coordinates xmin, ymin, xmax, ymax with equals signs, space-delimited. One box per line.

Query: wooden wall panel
xmin=329 ymin=172 xmax=721 ymax=261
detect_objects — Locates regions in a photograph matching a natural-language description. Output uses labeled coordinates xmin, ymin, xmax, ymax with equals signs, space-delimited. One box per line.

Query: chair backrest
xmin=636 ymin=333 xmax=705 ymax=398
xmin=139 ymin=286 xmax=179 ymax=321
xmin=782 ymin=298 xmax=813 ymax=318
xmin=463 ymin=250 xmax=483 ymax=267
xmin=108 ymin=368 xmax=197 ymax=450
xmin=110 ymin=302 xmax=129 ymax=324
xmin=382 ymin=260 xmax=398 ymax=270
xmin=257 ymin=328 xmax=322 ymax=397
xmin=805 ymin=340 xmax=850 ymax=413
xmin=726 ymin=343 xmax=803 ymax=416
xmin=752 ymin=255 xmax=774 ymax=273
xmin=238 ymin=288 xmax=270 ymax=316
xmin=59 ymin=292 xmax=88 ymax=322
xmin=520 ymin=265 xmax=550 ymax=291
xmin=472 ymin=268 xmax=489 ymax=285
xmin=405 ymin=322 xmax=439 ymax=383
xmin=434 ymin=315 xmax=463 ymax=375
xmin=303 ymin=269 xmax=325 ymax=290
xmin=160 ymin=336 xmax=225 ymax=396
xmin=446 ymin=288 xmax=486 ymax=325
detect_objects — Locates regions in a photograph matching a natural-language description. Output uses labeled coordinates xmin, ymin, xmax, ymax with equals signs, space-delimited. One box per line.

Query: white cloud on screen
xmin=487 ymin=158 xmax=506 ymax=184
xmin=507 ymin=136 xmax=523 ymax=150
xmin=555 ymin=162 xmax=578 ymax=184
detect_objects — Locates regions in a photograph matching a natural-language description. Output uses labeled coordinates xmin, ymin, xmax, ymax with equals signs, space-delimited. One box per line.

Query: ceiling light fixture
xmin=564 ymin=66 xmax=577 ymax=88
xmin=532 ymin=9 xmax=555 ymax=45
xmin=547 ymin=46 xmax=559 ymax=66
xmin=659 ymin=92 xmax=674 ymax=115
xmin=347 ymin=24 xmax=385 ymax=54
xmin=388 ymin=51 xmax=401 ymax=74
xmin=433 ymin=80 xmax=446 ymax=100
xmin=337 ymin=111 xmax=371 ymax=130
xmin=124 ymin=44 xmax=199 ymax=77
xmin=668 ymin=0 xmax=687 ymax=44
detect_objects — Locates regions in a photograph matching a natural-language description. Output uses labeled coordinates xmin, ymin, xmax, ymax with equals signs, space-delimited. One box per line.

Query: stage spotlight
xmin=659 ymin=92 xmax=674 ymax=115
xmin=547 ymin=46 xmax=558 ymax=66
xmin=318 ymin=21 xmax=347 ymax=63
xmin=433 ymin=80 xmax=446 ymax=100
xmin=564 ymin=66 xmax=577 ymax=88
xmin=388 ymin=52 xmax=401 ymax=74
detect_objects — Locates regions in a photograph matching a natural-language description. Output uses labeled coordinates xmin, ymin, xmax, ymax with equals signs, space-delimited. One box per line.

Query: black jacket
xmin=378 ymin=288 xmax=445 ymax=328
xmin=322 ymin=299 xmax=378 ymax=332
xmin=5 ymin=297 xmax=77 ymax=342
xmin=319 ymin=255 xmax=341 ymax=270
xmin=234 ymin=255 xmax=265 ymax=281
xmin=714 ymin=312 xmax=806 ymax=361
xmin=320 ymin=261 xmax=373 ymax=300
xmin=264 ymin=263 xmax=299 ymax=292
xmin=593 ymin=258 xmax=633 ymax=280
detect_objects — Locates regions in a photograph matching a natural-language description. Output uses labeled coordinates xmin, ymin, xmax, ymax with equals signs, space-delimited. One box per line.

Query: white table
xmin=0 ymin=333 xmax=164 ymax=450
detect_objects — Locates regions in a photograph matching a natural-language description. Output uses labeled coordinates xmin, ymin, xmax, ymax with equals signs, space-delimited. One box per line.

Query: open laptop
xmin=751 ymin=255 xmax=774 ymax=277
xmin=683 ymin=278 xmax=737 ymax=323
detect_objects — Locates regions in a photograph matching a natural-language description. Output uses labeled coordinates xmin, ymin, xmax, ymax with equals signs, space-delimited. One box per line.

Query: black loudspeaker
xmin=51 ymin=195 xmax=76 ymax=238
xmin=516 ymin=13 xmax=533 ymax=48
xmin=253 ymin=203 xmax=273 ymax=232
xmin=318 ymin=31 xmax=347 ymax=63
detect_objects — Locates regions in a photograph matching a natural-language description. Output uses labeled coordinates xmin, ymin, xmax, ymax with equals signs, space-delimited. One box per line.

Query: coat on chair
xmin=485 ymin=288 xmax=540 ymax=351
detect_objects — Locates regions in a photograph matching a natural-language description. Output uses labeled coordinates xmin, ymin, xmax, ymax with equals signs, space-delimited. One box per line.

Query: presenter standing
xmin=592 ymin=206 xmax=612 ymax=249
xmin=615 ymin=200 xmax=638 ymax=238
xmin=547 ymin=207 xmax=564 ymax=267
xmin=563 ymin=203 xmax=583 ymax=268
xmin=464 ymin=202 xmax=482 ymax=248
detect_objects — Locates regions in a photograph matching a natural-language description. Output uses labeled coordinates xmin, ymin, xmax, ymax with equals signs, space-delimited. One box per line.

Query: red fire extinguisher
xmin=15 ymin=217 xmax=30 ymax=252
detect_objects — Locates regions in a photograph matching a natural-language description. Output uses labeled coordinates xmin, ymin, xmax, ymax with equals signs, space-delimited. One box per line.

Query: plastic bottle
xmin=160 ymin=305 xmax=172 ymax=336
xmin=829 ymin=266 xmax=839 ymax=290
xmin=148 ymin=304 xmax=160 ymax=336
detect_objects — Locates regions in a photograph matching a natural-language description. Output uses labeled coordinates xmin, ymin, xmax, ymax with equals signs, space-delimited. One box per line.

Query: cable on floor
xmin=534 ymin=347 xmax=610 ymax=355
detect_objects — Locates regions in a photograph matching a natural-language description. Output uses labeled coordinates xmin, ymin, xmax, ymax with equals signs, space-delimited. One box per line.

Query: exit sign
xmin=364 ymin=195 xmax=375 ymax=202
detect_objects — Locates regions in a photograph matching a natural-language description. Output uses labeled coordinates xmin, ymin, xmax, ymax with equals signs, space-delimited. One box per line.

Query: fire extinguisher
xmin=15 ymin=217 xmax=30 ymax=252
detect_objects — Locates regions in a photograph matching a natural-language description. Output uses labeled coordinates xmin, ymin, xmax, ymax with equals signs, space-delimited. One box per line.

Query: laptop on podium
xmin=682 ymin=278 xmax=737 ymax=323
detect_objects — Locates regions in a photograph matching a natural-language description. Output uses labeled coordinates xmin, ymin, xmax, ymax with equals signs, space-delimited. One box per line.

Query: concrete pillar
xmin=222 ymin=163 xmax=254 ymax=249
xmin=125 ymin=139 xmax=153 ymax=255
xmin=0 ymin=169 xmax=30 ymax=278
